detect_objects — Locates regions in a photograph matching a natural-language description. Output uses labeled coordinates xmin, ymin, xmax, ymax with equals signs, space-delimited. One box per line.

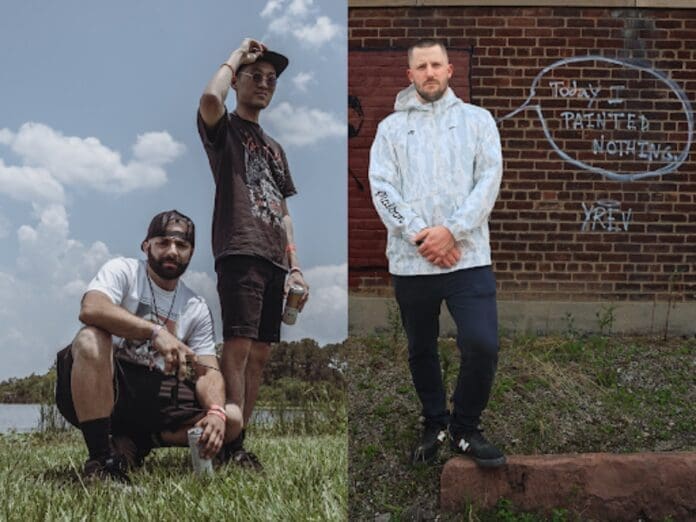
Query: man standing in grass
xmin=198 ymin=38 xmax=308 ymax=470
xmin=368 ymin=40 xmax=505 ymax=467
xmin=56 ymin=210 xmax=240 ymax=483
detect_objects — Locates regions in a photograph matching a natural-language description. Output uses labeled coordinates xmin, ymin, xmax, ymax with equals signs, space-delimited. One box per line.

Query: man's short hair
xmin=145 ymin=210 xmax=195 ymax=247
xmin=407 ymin=39 xmax=449 ymax=65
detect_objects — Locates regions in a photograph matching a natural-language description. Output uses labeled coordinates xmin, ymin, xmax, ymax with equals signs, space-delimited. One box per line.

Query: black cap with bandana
xmin=145 ymin=210 xmax=195 ymax=248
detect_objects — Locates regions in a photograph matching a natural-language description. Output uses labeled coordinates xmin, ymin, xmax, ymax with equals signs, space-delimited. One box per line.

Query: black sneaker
xmin=449 ymin=428 xmax=506 ymax=468
xmin=111 ymin=435 xmax=150 ymax=470
xmin=216 ymin=446 xmax=263 ymax=471
xmin=83 ymin=454 xmax=131 ymax=484
xmin=215 ymin=430 xmax=263 ymax=471
xmin=411 ymin=423 xmax=448 ymax=465
xmin=229 ymin=449 xmax=263 ymax=471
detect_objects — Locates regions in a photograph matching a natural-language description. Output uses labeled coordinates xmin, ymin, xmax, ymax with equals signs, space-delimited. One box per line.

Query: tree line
xmin=1 ymin=338 xmax=346 ymax=404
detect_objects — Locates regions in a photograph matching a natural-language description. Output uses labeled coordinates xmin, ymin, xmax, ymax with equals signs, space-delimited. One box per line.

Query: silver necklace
xmin=146 ymin=272 xmax=178 ymax=328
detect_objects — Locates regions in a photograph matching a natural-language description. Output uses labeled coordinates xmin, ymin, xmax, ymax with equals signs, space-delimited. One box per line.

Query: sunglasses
xmin=238 ymin=71 xmax=277 ymax=88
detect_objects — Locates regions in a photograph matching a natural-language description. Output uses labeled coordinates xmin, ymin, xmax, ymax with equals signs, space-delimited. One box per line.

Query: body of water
xmin=0 ymin=404 xmax=42 ymax=433
xmin=0 ymin=404 xmax=310 ymax=433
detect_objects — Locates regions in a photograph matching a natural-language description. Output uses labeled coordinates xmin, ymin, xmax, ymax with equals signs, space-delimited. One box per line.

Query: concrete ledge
xmin=349 ymin=295 xmax=696 ymax=337
xmin=441 ymin=452 xmax=696 ymax=520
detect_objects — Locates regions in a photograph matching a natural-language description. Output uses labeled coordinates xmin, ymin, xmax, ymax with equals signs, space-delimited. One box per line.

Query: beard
xmin=415 ymin=80 xmax=447 ymax=103
xmin=147 ymin=250 xmax=189 ymax=280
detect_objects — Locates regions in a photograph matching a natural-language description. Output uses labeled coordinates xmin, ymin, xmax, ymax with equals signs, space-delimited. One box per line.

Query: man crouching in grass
xmin=55 ymin=210 xmax=241 ymax=483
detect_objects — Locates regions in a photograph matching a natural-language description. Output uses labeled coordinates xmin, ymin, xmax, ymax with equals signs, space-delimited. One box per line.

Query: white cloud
xmin=0 ymin=208 xmax=114 ymax=380
xmin=292 ymin=16 xmax=340 ymax=46
xmin=261 ymin=0 xmax=341 ymax=47
xmin=292 ymin=71 xmax=314 ymax=92
xmin=264 ymin=102 xmax=343 ymax=147
xmin=260 ymin=0 xmax=284 ymax=18
xmin=16 ymin=204 xmax=111 ymax=286
xmin=132 ymin=131 xmax=186 ymax=165
xmin=0 ymin=123 xmax=184 ymax=194
xmin=288 ymin=0 xmax=312 ymax=16
xmin=281 ymin=262 xmax=347 ymax=346
xmin=0 ymin=159 xmax=65 ymax=204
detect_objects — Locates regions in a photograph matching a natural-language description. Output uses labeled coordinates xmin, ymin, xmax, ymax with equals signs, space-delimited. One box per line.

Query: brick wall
xmin=348 ymin=6 xmax=696 ymax=303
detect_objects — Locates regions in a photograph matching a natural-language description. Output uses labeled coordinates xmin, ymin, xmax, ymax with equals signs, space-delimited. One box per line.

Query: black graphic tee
xmin=197 ymin=109 xmax=297 ymax=269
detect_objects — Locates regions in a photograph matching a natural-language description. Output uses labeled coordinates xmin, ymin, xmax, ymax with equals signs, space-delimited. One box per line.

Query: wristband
xmin=209 ymin=404 xmax=225 ymax=415
xmin=289 ymin=266 xmax=302 ymax=275
xmin=207 ymin=408 xmax=226 ymax=422
xmin=151 ymin=324 xmax=163 ymax=342
xmin=220 ymin=63 xmax=235 ymax=74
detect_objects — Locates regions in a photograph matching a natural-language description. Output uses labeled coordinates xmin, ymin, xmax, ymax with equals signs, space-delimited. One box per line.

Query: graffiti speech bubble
xmin=499 ymin=56 xmax=694 ymax=181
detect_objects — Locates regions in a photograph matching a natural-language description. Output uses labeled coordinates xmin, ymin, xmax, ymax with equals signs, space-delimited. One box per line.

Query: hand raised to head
xmin=236 ymin=38 xmax=268 ymax=68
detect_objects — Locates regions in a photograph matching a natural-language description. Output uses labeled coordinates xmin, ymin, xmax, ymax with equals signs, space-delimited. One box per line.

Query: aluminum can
xmin=282 ymin=285 xmax=305 ymax=325
xmin=187 ymin=427 xmax=213 ymax=475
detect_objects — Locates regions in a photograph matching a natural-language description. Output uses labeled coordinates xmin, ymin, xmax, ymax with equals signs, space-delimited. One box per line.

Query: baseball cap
xmin=241 ymin=49 xmax=289 ymax=77
xmin=145 ymin=210 xmax=195 ymax=247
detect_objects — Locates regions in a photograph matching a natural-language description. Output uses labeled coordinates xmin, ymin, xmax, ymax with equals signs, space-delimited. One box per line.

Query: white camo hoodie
xmin=369 ymin=84 xmax=503 ymax=276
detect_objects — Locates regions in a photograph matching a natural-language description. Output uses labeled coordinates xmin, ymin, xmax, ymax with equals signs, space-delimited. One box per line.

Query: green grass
xmin=0 ymin=430 xmax=346 ymax=521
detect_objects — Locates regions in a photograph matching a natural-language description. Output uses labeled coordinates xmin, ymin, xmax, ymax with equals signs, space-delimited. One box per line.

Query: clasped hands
xmin=412 ymin=225 xmax=461 ymax=268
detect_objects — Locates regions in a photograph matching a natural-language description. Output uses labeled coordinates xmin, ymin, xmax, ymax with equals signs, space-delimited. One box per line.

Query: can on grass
xmin=187 ymin=427 xmax=213 ymax=475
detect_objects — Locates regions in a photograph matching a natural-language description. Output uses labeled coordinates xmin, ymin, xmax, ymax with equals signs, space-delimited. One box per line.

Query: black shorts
xmin=215 ymin=255 xmax=286 ymax=342
xmin=55 ymin=345 xmax=203 ymax=436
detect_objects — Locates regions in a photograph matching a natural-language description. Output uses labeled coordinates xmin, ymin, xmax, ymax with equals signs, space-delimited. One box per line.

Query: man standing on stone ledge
xmin=197 ymin=38 xmax=309 ymax=470
xmin=368 ymin=39 xmax=505 ymax=467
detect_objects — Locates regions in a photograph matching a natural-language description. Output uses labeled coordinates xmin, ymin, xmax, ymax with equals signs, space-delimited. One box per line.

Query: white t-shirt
xmin=86 ymin=257 xmax=216 ymax=369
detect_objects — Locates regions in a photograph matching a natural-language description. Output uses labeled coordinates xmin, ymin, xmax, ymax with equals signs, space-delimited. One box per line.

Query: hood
xmin=393 ymin=84 xmax=459 ymax=112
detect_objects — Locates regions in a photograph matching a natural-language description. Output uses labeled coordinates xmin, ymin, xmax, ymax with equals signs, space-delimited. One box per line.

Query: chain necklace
xmin=146 ymin=271 xmax=178 ymax=330
xmin=145 ymin=269 xmax=222 ymax=379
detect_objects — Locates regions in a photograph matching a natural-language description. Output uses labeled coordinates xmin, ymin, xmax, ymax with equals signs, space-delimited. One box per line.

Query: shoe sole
xmin=472 ymin=455 xmax=507 ymax=468
xmin=449 ymin=444 xmax=507 ymax=468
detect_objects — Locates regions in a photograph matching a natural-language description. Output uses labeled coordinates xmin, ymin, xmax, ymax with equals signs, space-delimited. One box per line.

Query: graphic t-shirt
xmin=85 ymin=257 xmax=216 ymax=369
xmin=197 ymin=109 xmax=297 ymax=269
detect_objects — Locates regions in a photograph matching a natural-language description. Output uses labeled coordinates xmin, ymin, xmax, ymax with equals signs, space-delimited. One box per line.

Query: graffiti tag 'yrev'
xmin=498 ymin=56 xmax=694 ymax=182
xmin=581 ymin=199 xmax=632 ymax=232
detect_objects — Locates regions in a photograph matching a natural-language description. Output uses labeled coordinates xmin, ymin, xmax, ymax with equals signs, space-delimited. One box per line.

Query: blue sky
xmin=0 ymin=0 xmax=347 ymax=380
